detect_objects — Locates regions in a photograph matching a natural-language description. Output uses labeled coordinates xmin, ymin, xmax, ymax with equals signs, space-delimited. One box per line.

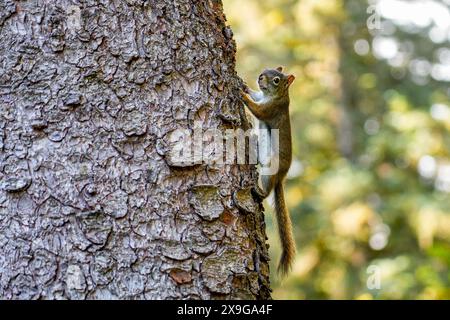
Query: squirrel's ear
xmin=276 ymin=66 xmax=283 ymax=72
xmin=287 ymin=74 xmax=295 ymax=86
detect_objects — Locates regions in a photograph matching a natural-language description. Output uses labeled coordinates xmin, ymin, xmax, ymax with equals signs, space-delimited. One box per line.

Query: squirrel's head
xmin=257 ymin=66 xmax=295 ymax=98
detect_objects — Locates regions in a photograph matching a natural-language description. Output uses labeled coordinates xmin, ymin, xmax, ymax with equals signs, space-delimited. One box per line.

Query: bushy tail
xmin=274 ymin=182 xmax=296 ymax=276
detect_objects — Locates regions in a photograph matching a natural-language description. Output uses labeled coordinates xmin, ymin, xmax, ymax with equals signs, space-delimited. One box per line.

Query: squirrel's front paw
xmin=240 ymin=90 xmax=251 ymax=104
xmin=242 ymin=83 xmax=250 ymax=94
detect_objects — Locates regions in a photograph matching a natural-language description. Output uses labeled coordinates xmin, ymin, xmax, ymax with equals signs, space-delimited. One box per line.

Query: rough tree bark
xmin=0 ymin=0 xmax=271 ymax=299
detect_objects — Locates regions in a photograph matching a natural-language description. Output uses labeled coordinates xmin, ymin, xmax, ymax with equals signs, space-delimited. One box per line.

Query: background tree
xmin=225 ymin=0 xmax=450 ymax=299
xmin=0 ymin=0 xmax=271 ymax=299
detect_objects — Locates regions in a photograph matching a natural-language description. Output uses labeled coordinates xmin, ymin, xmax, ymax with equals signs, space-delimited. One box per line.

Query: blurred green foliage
xmin=224 ymin=0 xmax=450 ymax=299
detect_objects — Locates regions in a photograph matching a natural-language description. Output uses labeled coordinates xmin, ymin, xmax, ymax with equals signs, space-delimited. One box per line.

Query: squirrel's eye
xmin=259 ymin=75 xmax=264 ymax=81
xmin=273 ymin=77 xmax=280 ymax=85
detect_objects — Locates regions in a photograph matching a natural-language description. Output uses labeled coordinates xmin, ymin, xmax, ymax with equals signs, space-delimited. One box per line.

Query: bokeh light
xmin=224 ymin=0 xmax=450 ymax=299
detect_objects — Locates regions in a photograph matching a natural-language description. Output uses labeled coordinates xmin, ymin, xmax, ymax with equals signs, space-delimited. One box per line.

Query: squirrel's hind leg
xmin=258 ymin=174 xmax=277 ymax=198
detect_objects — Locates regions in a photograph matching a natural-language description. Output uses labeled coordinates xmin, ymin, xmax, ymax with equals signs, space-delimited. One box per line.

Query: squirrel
xmin=240 ymin=66 xmax=296 ymax=276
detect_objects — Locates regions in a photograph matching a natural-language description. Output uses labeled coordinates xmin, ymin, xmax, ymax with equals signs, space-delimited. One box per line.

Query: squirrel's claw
xmin=242 ymin=83 xmax=250 ymax=94
xmin=240 ymin=90 xmax=252 ymax=104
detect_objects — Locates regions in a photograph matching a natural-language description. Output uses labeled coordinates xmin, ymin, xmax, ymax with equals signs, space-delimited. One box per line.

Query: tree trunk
xmin=0 ymin=0 xmax=271 ymax=300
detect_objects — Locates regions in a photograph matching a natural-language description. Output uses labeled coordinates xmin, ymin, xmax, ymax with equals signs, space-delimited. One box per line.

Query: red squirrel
xmin=241 ymin=67 xmax=296 ymax=275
